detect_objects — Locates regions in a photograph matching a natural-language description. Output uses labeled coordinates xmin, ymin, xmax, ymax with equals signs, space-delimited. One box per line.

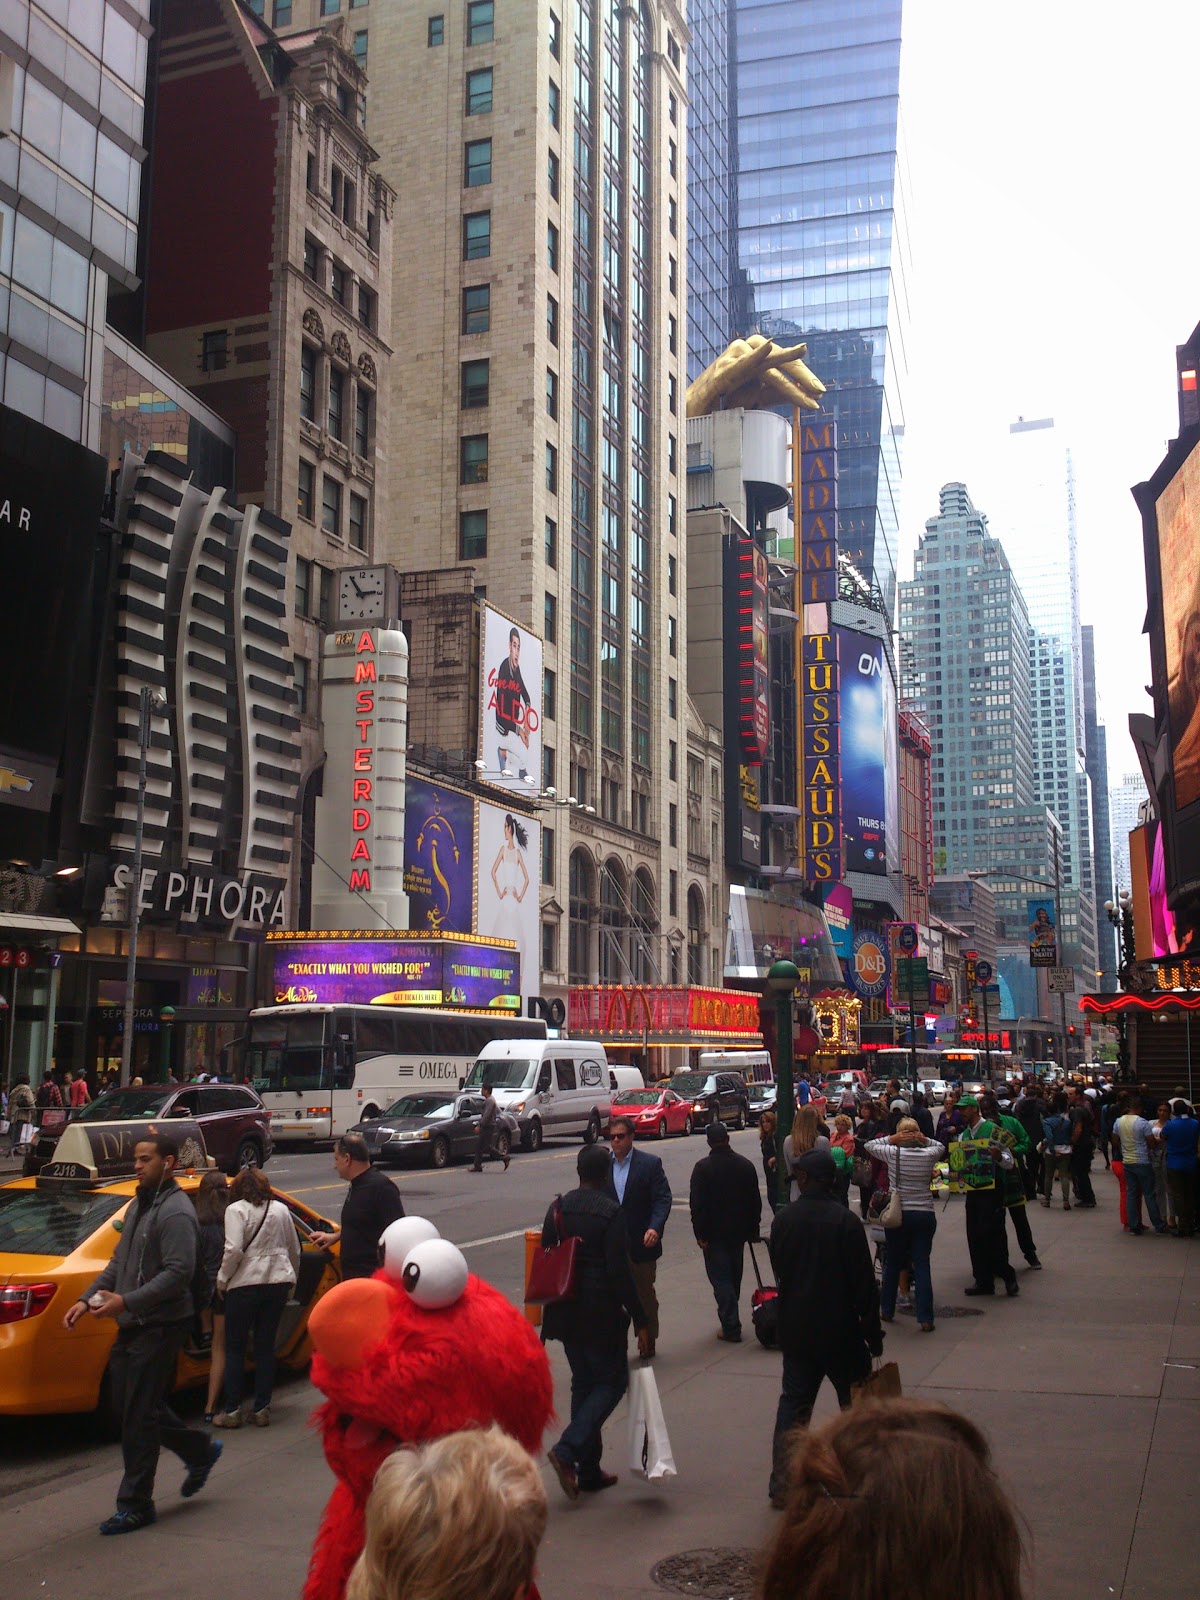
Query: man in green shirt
xmin=950 ymin=1097 xmax=1019 ymax=1298
xmin=980 ymin=1091 xmax=1041 ymax=1269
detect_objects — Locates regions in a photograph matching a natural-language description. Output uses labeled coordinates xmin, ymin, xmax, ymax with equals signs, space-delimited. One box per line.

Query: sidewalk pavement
xmin=0 ymin=1160 xmax=1196 ymax=1599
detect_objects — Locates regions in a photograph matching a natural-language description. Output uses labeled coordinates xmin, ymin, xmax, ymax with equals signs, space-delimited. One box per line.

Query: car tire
xmin=523 ymin=1119 xmax=543 ymax=1153
xmin=583 ymin=1112 xmax=601 ymax=1145
xmin=683 ymin=1114 xmax=694 ymax=1137
xmin=733 ymin=1105 xmax=746 ymax=1132
xmin=232 ymin=1138 xmax=262 ymax=1174
xmin=430 ymin=1136 xmax=450 ymax=1169
xmin=495 ymin=1130 xmax=511 ymax=1159
xmin=658 ymin=1118 xmax=668 ymax=1140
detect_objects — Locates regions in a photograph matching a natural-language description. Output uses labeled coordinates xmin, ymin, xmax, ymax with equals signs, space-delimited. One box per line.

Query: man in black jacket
xmin=310 ymin=1134 xmax=404 ymax=1277
xmin=767 ymin=1148 xmax=883 ymax=1506
xmin=542 ymin=1144 xmax=651 ymax=1499
xmin=608 ymin=1116 xmax=672 ymax=1356
xmin=689 ymin=1121 xmax=762 ymax=1343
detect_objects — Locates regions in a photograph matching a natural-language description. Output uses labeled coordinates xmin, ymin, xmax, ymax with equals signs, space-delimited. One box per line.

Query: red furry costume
xmin=303 ymin=1228 xmax=553 ymax=1600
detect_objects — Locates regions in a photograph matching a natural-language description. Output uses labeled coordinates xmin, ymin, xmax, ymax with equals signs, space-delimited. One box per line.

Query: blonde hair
xmin=346 ymin=1427 xmax=547 ymax=1600
xmin=833 ymin=1114 xmax=852 ymax=1133
xmin=791 ymin=1103 xmax=822 ymax=1153
xmin=895 ymin=1117 xmax=921 ymax=1137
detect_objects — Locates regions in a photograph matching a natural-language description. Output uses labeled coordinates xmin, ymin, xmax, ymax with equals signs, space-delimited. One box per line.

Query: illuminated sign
xmin=271 ymin=936 xmax=519 ymax=1010
xmin=797 ymin=418 xmax=842 ymax=882
xmin=726 ymin=536 xmax=771 ymax=765
xmin=849 ymin=931 xmax=888 ymax=998
xmin=568 ymin=985 xmax=763 ymax=1041
xmin=404 ymin=777 xmax=476 ymax=934
xmin=108 ymin=862 xmax=286 ymax=928
xmin=798 ymin=419 xmax=839 ymax=606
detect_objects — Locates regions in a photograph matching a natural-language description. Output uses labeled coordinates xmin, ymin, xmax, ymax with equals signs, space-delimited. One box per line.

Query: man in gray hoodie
xmin=64 ymin=1133 xmax=221 ymax=1534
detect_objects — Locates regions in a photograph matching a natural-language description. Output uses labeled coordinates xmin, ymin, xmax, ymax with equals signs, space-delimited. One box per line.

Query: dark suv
xmin=660 ymin=1071 xmax=750 ymax=1130
xmin=25 ymin=1083 xmax=273 ymax=1177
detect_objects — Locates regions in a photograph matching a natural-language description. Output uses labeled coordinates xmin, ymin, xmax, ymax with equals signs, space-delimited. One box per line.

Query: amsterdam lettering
xmin=350 ymin=630 xmax=376 ymax=894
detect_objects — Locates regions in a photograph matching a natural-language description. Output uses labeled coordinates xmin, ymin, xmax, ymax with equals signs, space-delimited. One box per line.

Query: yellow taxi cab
xmin=0 ymin=1118 xmax=341 ymax=1416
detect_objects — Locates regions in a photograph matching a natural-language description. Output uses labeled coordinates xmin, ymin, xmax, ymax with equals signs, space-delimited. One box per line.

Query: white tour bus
xmin=241 ymin=1004 xmax=549 ymax=1141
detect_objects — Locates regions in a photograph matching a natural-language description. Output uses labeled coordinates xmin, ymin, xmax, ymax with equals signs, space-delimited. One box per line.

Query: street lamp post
xmin=767 ymin=959 xmax=800 ymax=1211
xmin=1104 ymin=889 xmax=1136 ymax=1085
xmin=120 ymin=687 xmax=165 ymax=1088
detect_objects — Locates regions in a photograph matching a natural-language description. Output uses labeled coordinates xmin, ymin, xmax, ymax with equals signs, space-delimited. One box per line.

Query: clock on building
xmin=337 ymin=565 xmax=390 ymax=623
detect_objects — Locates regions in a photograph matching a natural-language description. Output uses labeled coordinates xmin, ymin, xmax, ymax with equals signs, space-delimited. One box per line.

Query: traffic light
xmin=1068 ymin=1024 xmax=1076 ymax=1036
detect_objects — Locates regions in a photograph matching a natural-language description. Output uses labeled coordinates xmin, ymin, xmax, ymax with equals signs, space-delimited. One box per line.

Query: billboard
xmin=835 ymin=628 xmax=893 ymax=875
xmin=476 ymin=798 xmax=540 ymax=1005
xmin=1156 ymin=440 xmax=1200 ymax=811
xmin=479 ymin=605 xmax=542 ymax=795
xmin=822 ymin=882 xmax=853 ymax=959
xmin=404 ymin=777 xmax=476 ymax=934
xmin=723 ymin=535 xmax=771 ymax=765
xmin=271 ymin=936 xmax=520 ymax=1010
xmin=1027 ymin=897 xmax=1057 ymax=967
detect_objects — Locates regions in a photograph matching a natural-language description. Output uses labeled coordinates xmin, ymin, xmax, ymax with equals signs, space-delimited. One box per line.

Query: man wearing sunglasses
xmin=607 ymin=1116 xmax=672 ymax=1358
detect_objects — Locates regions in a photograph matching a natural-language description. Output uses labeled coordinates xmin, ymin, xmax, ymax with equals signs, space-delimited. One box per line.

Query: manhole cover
xmin=896 ymin=1304 xmax=985 ymax=1319
xmin=650 ymin=1548 xmax=757 ymax=1598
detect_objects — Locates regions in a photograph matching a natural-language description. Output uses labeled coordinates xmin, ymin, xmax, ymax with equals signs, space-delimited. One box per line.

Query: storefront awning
xmin=568 ymin=984 xmax=763 ymax=1047
xmin=0 ymin=911 xmax=81 ymax=938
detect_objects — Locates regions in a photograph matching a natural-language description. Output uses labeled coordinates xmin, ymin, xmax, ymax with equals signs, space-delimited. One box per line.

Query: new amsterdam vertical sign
xmin=798 ymin=418 xmax=842 ymax=882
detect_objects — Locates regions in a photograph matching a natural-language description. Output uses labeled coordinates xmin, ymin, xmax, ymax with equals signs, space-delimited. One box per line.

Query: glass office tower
xmin=735 ymin=0 xmax=909 ymax=613
xmin=686 ymin=0 xmax=738 ymax=382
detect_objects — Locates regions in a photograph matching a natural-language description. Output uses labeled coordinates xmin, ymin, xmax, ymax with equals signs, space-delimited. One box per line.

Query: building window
xmin=201 ymin=329 xmax=227 ymax=372
xmin=336 ymin=82 xmax=352 ymax=119
xmin=549 ymin=8 xmax=560 ymax=58
xmin=295 ymin=555 xmax=312 ymax=617
xmin=668 ymin=677 xmax=677 ymax=718
xmin=668 ymin=90 xmax=677 ymax=125
xmin=294 ymin=654 xmax=310 ymax=714
xmin=667 ymin=30 xmax=680 ymax=66
xmin=546 ymin=367 xmax=558 ymax=419
xmin=668 ymin=803 xmax=677 ymax=847
xmin=298 ymin=459 xmax=315 ymax=520
xmin=668 ymin=255 xmax=677 ymax=294
xmin=459 ymin=508 xmax=488 ymax=559
xmin=544 ymin=590 xmax=557 ymax=643
xmin=668 ymin=615 xmax=677 ymax=656
xmin=331 ymin=263 xmax=348 ymax=306
xmin=306 ymin=152 xmax=315 ymax=193
xmin=543 ymin=744 xmax=556 ymax=790
xmin=467 ymin=0 xmax=494 ymax=44
xmin=541 ymin=827 xmax=556 ymax=886
xmin=668 ymin=433 xmax=677 ymax=474
xmin=668 ymin=196 xmax=677 ymax=236
xmin=545 ymin=516 xmax=557 ymax=566
xmin=466 ymin=68 xmax=493 ymax=115
xmin=463 ymin=210 xmax=491 ymax=259
xmin=548 ymin=149 xmax=559 ymax=199
xmin=357 ymin=285 xmax=375 ymax=329
xmin=547 ymin=294 xmax=558 ymax=344
xmin=461 ymin=358 xmax=490 ymax=408
xmin=428 ymin=15 xmax=444 ymax=44
xmin=328 ymin=367 xmax=345 ymax=439
xmin=543 ymin=667 xmax=556 ymax=721
xmin=353 ymin=29 xmax=367 ymax=66
xmin=349 ymin=492 xmax=368 ymax=551
xmin=547 ymin=220 xmax=559 ymax=271
xmin=545 ymin=442 xmax=557 ymax=493
xmin=355 ymin=386 xmax=371 ymax=455
xmin=668 ymin=493 xmax=677 ymax=534
xmin=320 ymin=0 xmax=339 ymax=13
xmin=668 ymin=313 xmax=677 ymax=353
xmin=542 ymin=920 xmax=557 ymax=973
xmin=462 ymin=284 xmax=490 ymax=333
xmin=304 ymin=236 xmax=320 ymax=282
xmin=668 ymin=374 xmax=676 ymax=414
xmin=548 ymin=78 xmax=560 ymax=129
xmin=464 ymin=138 xmax=492 ymax=187
xmin=319 ymin=566 xmax=334 ymax=624
xmin=300 ymin=343 xmax=317 ymax=420
xmin=331 ymin=168 xmax=356 ymax=226
xmin=667 ymin=553 xmax=677 ymax=595
xmin=668 ymin=138 xmax=676 ymax=178
xmin=668 ymin=739 xmax=677 ymax=781
xmin=460 ymin=433 xmax=488 ymax=483
xmin=273 ymin=0 xmax=293 ymax=23
xmin=322 ymin=475 xmax=342 ymax=536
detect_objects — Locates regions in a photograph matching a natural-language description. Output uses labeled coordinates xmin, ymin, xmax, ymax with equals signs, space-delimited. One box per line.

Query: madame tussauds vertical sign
xmin=797 ymin=418 xmax=842 ymax=882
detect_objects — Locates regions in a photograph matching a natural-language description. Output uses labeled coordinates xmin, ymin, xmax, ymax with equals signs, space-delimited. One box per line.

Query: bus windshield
xmin=246 ymin=1012 xmax=331 ymax=1093
xmin=462 ymin=1057 xmax=536 ymax=1090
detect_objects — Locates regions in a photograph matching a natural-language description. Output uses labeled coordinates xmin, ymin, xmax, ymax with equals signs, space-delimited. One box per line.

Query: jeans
xmin=769 ymin=1345 xmax=869 ymax=1500
xmin=223 ymin=1281 xmax=291 ymax=1413
xmin=1042 ymin=1152 xmax=1071 ymax=1205
xmin=1167 ymin=1169 xmax=1196 ymax=1235
xmin=703 ymin=1241 xmax=744 ymax=1337
xmin=1070 ymin=1142 xmax=1096 ymax=1205
xmin=881 ymin=1210 xmax=937 ymax=1325
xmin=1123 ymin=1163 xmax=1165 ymax=1231
xmin=554 ymin=1340 xmax=629 ymax=1483
xmin=108 ymin=1323 xmax=211 ymax=1514
xmin=965 ymin=1187 xmax=1014 ymax=1289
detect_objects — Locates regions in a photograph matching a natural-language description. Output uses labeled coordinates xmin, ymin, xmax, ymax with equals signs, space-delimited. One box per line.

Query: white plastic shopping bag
xmin=627 ymin=1361 xmax=676 ymax=1481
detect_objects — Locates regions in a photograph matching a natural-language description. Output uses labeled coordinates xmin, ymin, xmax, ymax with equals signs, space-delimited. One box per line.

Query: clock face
xmin=338 ymin=566 xmax=386 ymax=621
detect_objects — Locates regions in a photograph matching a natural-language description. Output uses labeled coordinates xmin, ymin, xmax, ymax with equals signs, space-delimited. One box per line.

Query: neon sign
xmin=349 ymin=629 xmax=376 ymax=894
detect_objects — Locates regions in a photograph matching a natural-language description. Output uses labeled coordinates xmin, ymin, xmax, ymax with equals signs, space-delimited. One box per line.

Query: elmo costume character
xmin=304 ymin=1218 xmax=554 ymax=1600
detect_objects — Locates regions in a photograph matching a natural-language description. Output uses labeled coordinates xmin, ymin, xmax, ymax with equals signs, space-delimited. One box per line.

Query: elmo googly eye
xmin=398 ymin=1238 xmax=468 ymax=1309
xmin=380 ymin=1216 xmax=440 ymax=1281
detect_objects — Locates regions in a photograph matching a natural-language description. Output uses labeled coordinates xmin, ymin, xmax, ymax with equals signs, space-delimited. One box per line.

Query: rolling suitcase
xmin=748 ymin=1241 xmax=779 ymax=1349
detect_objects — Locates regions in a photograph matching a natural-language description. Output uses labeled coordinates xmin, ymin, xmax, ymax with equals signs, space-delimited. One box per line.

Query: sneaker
xmin=1004 ymin=1278 xmax=1020 ymax=1297
xmin=251 ymin=1407 xmax=271 ymax=1427
xmin=99 ymin=1507 xmax=156 ymax=1536
xmin=210 ymin=1410 xmax=241 ymax=1429
xmin=547 ymin=1450 xmax=579 ymax=1502
xmin=181 ymin=1438 xmax=223 ymax=1499
xmin=1025 ymin=1256 xmax=1043 ymax=1269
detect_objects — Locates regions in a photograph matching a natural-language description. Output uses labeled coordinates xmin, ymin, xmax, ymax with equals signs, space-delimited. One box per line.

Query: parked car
xmin=349 ymin=1091 xmax=520 ymax=1169
xmin=747 ymin=1082 xmax=777 ymax=1125
xmin=659 ymin=1071 xmax=750 ymax=1130
xmin=608 ymin=1087 xmax=694 ymax=1140
xmin=24 ymin=1083 xmax=273 ymax=1178
xmin=0 ymin=1122 xmax=336 ymax=1418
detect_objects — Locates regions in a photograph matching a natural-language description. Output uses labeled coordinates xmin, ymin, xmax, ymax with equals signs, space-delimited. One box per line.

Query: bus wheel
xmin=523 ymin=1119 xmax=543 ymax=1153
xmin=430 ymin=1136 xmax=450 ymax=1169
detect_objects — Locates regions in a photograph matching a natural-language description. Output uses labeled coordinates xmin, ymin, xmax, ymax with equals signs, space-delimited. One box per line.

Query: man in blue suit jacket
xmin=608 ymin=1115 xmax=673 ymax=1357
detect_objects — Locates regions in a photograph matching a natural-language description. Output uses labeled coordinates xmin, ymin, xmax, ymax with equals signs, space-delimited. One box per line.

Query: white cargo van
xmin=462 ymin=1039 xmax=611 ymax=1151
xmin=609 ymin=1066 xmax=645 ymax=1094
xmin=698 ymin=1049 xmax=773 ymax=1087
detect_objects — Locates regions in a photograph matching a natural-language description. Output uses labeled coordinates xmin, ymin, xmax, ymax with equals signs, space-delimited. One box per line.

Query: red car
xmin=609 ymin=1087 xmax=695 ymax=1140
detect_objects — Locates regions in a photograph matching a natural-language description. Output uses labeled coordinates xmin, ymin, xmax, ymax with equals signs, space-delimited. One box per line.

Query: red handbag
xmin=526 ymin=1196 xmax=579 ymax=1305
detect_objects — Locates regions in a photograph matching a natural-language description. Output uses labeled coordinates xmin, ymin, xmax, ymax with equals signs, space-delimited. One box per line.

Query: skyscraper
xmin=1109 ymin=771 xmax=1150 ymax=897
xmin=1082 ymin=624 xmax=1115 ymax=985
xmin=685 ymin=0 xmax=738 ymax=382
xmin=733 ymin=0 xmax=908 ymax=611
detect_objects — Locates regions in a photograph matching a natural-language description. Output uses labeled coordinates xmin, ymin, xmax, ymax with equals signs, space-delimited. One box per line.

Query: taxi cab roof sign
xmin=35 ymin=1120 xmax=212 ymax=1186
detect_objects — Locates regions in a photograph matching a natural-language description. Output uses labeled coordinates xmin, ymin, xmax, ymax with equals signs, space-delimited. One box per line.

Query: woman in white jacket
xmin=212 ymin=1166 xmax=300 ymax=1428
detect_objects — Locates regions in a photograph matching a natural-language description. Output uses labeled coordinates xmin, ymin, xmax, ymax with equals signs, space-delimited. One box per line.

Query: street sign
xmin=1047 ymin=966 xmax=1076 ymax=994
xmin=974 ymin=959 xmax=993 ymax=985
xmin=897 ymin=923 xmax=918 ymax=953
xmin=895 ymin=956 xmax=929 ymax=991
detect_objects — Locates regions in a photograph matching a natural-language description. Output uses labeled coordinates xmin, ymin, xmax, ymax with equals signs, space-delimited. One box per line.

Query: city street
xmin=1 ymin=1132 xmax=1197 ymax=1599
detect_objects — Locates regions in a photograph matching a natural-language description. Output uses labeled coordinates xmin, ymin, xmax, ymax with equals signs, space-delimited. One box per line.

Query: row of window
xmin=296 ymin=464 xmax=370 ymax=549
xmin=303 ymin=235 xmax=376 ymax=330
xmin=300 ymin=344 xmax=373 ymax=453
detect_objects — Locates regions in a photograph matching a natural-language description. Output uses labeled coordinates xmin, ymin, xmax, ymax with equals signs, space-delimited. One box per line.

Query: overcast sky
xmin=897 ymin=0 xmax=1200 ymax=784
